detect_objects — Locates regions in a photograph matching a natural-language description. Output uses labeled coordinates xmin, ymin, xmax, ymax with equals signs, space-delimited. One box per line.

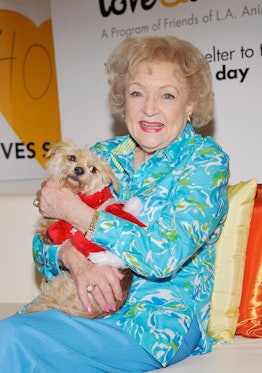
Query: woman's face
xmin=125 ymin=61 xmax=194 ymax=154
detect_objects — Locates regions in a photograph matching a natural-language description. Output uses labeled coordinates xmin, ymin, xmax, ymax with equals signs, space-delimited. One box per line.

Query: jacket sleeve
xmin=32 ymin=234 xmax=62 ymax=279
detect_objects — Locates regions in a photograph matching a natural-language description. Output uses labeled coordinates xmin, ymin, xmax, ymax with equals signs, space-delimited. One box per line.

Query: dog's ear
xmin=101 ymin=162 xmax=119 ymax=194
xmin=45 ymin=141 xmax=72 ymax=159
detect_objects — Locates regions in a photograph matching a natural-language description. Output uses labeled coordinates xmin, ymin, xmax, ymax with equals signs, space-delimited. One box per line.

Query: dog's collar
xmin=78 ymin=186 xmax=114 ymax=209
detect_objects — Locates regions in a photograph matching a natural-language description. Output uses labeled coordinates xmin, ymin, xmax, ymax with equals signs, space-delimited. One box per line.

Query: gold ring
xmin=86 ymin=283 xmax=96 ymax=293
xmin=33 ymin=198 xmax=40 ymax=208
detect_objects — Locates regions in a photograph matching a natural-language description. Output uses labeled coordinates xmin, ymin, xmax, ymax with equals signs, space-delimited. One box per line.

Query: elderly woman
xmin=0 ymin=36 xmax=229 ymax=372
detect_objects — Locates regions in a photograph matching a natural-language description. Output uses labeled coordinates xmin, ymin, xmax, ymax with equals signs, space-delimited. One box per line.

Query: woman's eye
xmin=163 ymin=93 xmax=175 ymax=100
xmin=130 ymin=91 xmax=141 ymax=97
xmin=67 ymin=155 xmax=77 ymax=162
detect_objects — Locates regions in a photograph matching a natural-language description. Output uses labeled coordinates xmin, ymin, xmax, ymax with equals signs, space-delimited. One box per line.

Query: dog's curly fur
xmin=25 ymin=140 xmax=133 ymax=318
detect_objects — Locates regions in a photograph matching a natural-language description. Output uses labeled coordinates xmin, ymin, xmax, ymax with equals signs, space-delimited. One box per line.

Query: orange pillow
xmin=236 ymin=184 xmax=262 ymax=338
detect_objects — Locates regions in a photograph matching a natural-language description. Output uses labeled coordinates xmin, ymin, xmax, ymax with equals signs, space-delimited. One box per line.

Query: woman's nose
xmin=142 ymin=95 xmax=158 ymax=117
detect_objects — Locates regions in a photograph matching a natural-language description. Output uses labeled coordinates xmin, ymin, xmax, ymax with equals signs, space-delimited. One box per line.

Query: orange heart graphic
xmin=0 ymin=10 xmax=61 ymax=168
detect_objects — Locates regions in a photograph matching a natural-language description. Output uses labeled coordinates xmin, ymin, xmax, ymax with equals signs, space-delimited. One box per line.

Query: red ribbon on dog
xmin=47 ymin=186 xmax=145 ymax=257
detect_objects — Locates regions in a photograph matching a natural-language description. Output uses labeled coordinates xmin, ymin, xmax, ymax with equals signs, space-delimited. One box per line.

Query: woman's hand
xmin=36 ymin=180 xmax=93 ymax=233
xmin=59 ymin=240 xmax=123 ymax=315
xmin=36 ymin=180 xmax=80 ymax=220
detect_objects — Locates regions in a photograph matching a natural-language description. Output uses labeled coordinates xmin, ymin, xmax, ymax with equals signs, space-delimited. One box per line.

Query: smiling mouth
xmin=140 ymin=121 xmax=164 ymax=128
xmin=139 ymin=121 xmax=165 ymax=132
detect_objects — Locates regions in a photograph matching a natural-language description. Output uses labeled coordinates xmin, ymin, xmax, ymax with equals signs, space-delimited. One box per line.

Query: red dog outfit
xmin=47 ymin=187 xmax=145 ymax=261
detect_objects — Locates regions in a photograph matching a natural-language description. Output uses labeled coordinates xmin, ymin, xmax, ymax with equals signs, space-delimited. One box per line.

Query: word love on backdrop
xmin=98 ymin=0 xmax=200 ymax=17
xmin=0 ymin=9 xmax=61 ymax=181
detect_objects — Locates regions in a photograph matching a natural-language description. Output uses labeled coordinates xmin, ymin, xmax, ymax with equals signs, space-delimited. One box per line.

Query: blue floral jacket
xmin=33 ymin=123 xmax=229 ymax=366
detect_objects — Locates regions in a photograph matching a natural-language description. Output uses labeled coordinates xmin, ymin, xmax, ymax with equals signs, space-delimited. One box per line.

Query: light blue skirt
xmin=0 ymin=309 xmax=200 ymax=372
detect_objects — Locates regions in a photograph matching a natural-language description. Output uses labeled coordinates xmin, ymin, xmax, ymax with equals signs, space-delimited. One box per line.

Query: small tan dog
xmin=25 ymin=140 xmax=134 ymax=318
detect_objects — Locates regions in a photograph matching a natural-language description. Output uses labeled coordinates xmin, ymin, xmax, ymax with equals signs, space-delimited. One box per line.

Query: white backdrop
xmin=49 ymin=0 xmax=262 ymax=184
xmin=0 ymin=0 xmax=261 ymax=193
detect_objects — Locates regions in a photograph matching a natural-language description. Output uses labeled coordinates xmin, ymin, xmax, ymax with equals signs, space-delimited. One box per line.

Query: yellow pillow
xmin=207 ymin=178 xmax=257 ymax=341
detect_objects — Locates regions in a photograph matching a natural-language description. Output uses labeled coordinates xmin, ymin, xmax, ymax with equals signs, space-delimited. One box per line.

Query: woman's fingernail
xmin=117 ymin=294 xmax=123 ymax=301
xmin=110 ymin=304 xmax=116 ymax=311
xmin=86 ymin=307 xmax=92 ymax=314
xmin=103 ymin=306 xmax=110 ymax=313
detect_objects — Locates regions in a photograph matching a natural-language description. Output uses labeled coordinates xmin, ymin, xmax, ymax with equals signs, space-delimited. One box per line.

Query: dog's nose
xmin=74 ymin=167 xmax=85 ymax=176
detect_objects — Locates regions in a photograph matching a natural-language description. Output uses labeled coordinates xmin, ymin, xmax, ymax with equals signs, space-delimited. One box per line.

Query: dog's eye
xmin=67 ymin=155 xmax=77 ymax=162
xmin=89 ymin=166 xmax=97 ymax=173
